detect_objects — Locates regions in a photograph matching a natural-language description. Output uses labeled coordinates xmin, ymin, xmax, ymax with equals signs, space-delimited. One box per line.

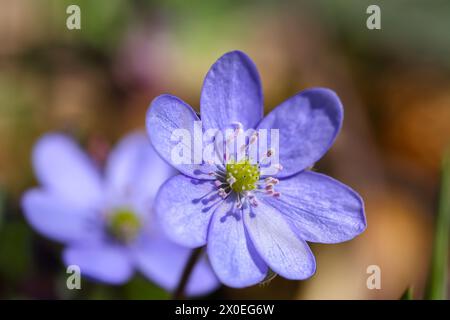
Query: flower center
xmin=209 ymin=125 xmax=283 ymax=209
xmin=226 ymin=160 xmax=260 ymax=193
xmin=107 ymin=209 xmax=141 ymax=243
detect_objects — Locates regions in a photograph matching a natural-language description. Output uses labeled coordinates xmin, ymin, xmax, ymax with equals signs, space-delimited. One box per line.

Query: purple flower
xmin=146 ymin=51 xmax=366 ymax=288
xmin=21 ymin=132 xmax=219 ymax=296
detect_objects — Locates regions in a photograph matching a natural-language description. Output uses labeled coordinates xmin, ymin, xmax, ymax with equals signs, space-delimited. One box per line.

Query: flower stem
xmin=172 ymin=247 xmax=203 ymax=300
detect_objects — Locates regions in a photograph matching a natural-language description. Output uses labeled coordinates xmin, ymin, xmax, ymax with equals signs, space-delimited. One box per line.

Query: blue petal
xmin=244 ymin=199 xmax=316 ymax=280
xmin=132 ymin=229 xmax=219 ymax=296
xmin=263 ymin=171 xmax=366 ymax=243
xmin=32 ymin=133 xmax=104 ymax=206
xmin=63 ymin=244 xmax=133 ymax=285
xmin=207 ymin=197 xmax=267 ymax=288
xmin=257 ymin=88 xmax=343 ymax=178
xmin=105 ymin=131 xmax=176 ymax=212
xmin=146 ymin=94 xmax=215 ymax=180
xmin=200 ymin=51 xmax=263 ymax=131
xmin=21 ymin=189 xmax=102 ymax=244
xmin=154 ymin=174 xmax=217 ymax=248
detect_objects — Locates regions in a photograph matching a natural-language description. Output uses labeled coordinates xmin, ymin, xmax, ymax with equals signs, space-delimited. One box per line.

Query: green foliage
xmin=400 ymin=287 xmax=413 ymax=300
xmin=425 ymin=152 xmax=450 ymax=299
xmin=314 ymin=0 xmax=450 ymax=69
xmin=50 ymin=0 xmax=131 ymax=50
xmin=0 ymin=222 xmax=31 ymax=281
xmin=124 ymin=275 xmax=170 ymax=300
xmin=0 ymin=190 xmax=4 ymax=228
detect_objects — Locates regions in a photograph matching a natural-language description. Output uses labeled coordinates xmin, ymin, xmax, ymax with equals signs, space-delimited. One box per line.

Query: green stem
xmin=172 ymin=247 xmax=203 ymax=300
xmin=425 ymin=152 xmax=450 ymax=299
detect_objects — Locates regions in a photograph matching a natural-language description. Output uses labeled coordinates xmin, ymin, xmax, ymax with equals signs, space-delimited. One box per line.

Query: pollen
xmin=226 ymin=160 xmax=260 ymax=193
xmin=107 ymin=208 xmax=141 ymax=243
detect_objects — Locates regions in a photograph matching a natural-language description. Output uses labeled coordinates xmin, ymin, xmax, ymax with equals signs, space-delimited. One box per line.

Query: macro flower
xmin=21 ymin=132 xmax=219 ymax=296
xmin=147 ymin=51 xmax=366 ymax=288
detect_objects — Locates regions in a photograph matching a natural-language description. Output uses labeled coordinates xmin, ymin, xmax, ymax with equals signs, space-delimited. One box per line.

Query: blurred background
xmin=1 ymin=0 xmax=449 ymax=299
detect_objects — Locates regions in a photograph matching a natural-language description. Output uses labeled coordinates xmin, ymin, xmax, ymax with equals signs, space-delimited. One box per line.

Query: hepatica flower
xmin=21 ymin=132 xmax=218 ymax=295
xmin=147 ymin=51 xmax=366 ymax=288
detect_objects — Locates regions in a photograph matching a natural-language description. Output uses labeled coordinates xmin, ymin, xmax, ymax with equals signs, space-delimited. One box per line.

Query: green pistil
xmin=226 ymin=160 xmax=260 ymax=193
xmin=108 ymin=209 xmax=141 ymax=243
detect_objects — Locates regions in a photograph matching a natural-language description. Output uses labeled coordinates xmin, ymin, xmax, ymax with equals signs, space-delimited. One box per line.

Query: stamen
xmin=260 ymin=163 xmax=283 ymax=177
xmin=218 ymin=188 xmax=231 ymax=199
xmin=250 ymin=132 xmax=259 ymax=144
xmin=236 ymin=194 xmax=243 ymax=209
xmin=230 ymin=121 xmax=244 ymax=131
xmin=226 ymin=175 xmax=236 ymax=186
xmin=258 ymin=148 xmax=275 ymax=166
xmin=209 ymin=171 xmax=226 ymax=178
xmin=274 ymin=164 xmax=283 ymax=172
xmin=211 ymin=141 xmax=283 ymax=220
xmin=265 ymin=177 xmax=279 ymax=185
xmin=226 ymin=123 xmax=244 ymax=144
xmin=239 ymin=132 xmax=259 ymax=153
xmin=215 ymin=163 xmax=226 ymax=171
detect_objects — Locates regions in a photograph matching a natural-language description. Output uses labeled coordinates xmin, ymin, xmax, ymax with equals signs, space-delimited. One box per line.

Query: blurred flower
xmin=113 ymin=22 xmax=173 ymax=92
xmin=147 ymin=51 xmax=366 ymax=288
xmin=21 ymin=132 xmax=219 ymax=296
